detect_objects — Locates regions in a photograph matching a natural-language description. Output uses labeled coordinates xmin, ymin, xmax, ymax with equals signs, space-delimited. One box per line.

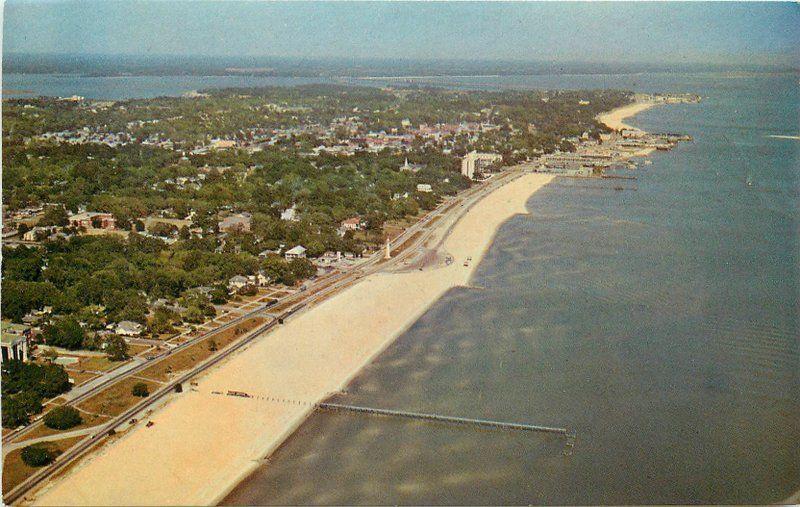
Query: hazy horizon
xmin=3 ymin=1 xmax=799 ymax=69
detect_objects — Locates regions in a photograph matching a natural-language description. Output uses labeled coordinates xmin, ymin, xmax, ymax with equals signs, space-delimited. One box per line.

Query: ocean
xmin=222 ymin=72 xmax=799 ymax=504
xmin=5 ymin=71 xmax=798 ymax=504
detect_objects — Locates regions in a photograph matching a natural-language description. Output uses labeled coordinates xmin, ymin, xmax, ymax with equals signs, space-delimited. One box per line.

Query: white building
xmin=228 ymin=275 xmax=250 ymax=291
xmin=460 ymin=151 xmax=503 ymax=180
xmin=285 ymin=245 xmax=307 ymax=260
xmin=280 ymin=206 xmax=299 ymax=222
xmin=114 ymin=321 xmax=143 ymax=336
xmin=1 ymin=323 xmax=30 ymax=363
xmin=416 ymin=184 xmax=433 ymax=193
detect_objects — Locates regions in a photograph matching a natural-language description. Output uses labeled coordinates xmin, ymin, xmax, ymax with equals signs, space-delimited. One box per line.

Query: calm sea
xmin=5 ymin=71 xmax=798 ymax=504
xmin=222 ymin=72 xmax=799 ymax=505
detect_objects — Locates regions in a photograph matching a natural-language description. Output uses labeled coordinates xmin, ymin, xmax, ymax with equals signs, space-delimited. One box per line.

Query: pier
xmin=317 ymin=402 xmax=569 ymax=435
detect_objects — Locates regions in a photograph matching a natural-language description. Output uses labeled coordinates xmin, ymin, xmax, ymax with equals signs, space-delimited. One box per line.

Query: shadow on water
xmin=223 ymin=73 xmax=799 ymax=505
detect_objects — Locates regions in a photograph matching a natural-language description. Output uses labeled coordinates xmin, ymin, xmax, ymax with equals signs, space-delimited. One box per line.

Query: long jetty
xmin=317 ymin=402 xmax=569 ymax=435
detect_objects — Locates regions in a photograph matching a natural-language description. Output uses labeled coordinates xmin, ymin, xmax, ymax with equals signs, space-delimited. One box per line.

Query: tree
xmin=104 ymin=334 xmax=129 ymax=361
xmin=131 ymin=382 xmax=149 ymax=397
xmin=43 ymin=317 xmax=85 ymax=350
xmin=40 ymin=205 xmax=69 ymax=227
xmin=182 ymin=304 xmax=205 ymax=324
xmin=207 ymin=340 xmax=218 ymax=352
xmin=16 ymin=390 xmax=44 ymax=416
xmin=43 ymin=406 xmax=82 ymax=430
xmin=21 ymin=445 xmax=54 ymax=467
xmin=2 ymin=397 xmax=30 ymax=428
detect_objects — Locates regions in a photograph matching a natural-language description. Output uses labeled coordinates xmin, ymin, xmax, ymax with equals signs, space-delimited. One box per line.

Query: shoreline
xmin=596 ymin=100 xmax=657 ymax=131
xmin=30 ymin=172 xmax=555 ymax=506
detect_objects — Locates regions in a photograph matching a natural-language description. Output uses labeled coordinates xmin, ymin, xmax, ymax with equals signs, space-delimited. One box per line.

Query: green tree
xmin=104 ymin=334 xmax=130 ymax=361
xmin=21 ymin=445 xmax=54 ymax=467
xmin=43 ymin=317 xmax=85 ymax=350
xmin=131 ymin=382 xmax=149 ymax=397
xmin=43 ymin=406 xmax=82 ymax=430
xmin=2 ymin=397 xmax=30 ymax=428
xmin=40 ymin=205 xmax=69 ymax=227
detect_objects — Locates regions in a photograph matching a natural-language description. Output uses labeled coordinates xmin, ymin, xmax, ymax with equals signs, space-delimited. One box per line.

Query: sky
xmin=2 ymin=1 xmax=799 ymax=66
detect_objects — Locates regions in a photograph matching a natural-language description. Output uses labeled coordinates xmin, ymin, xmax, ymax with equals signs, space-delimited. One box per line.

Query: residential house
xmin=228 ymin=275 xmax=250 ymax=292
xmin=416 ymin=183 xmax=433 ymax=193
xmin=114 ymin=321 xmax=143 ymax=336
xmin=340 ymin=217 xmax=362 ymax=231
xmin=284 ymin=245 xmax=307 ymax=260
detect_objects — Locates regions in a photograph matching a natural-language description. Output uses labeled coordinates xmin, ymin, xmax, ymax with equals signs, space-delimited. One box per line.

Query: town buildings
xmin=68 ymin=212 xmax=116 ymax=230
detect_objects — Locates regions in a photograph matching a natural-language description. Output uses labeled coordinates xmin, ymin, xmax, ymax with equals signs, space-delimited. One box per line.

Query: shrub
xmin=21 ymin=445 xmax=54 ymax=467
xmin=43 ymin=406 xmax=82 ymax=430
xmin=132 ymin=382 xmax=149 ymax=397
xmin=207 ymin=340 xmax=218 ymax=352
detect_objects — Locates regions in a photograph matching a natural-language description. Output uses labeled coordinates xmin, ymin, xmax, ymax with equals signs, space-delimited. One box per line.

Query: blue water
xmin=5 ymin=70 xmax=797 ymax=503
xmin=219 ymin=72 xmax=799 ymax=504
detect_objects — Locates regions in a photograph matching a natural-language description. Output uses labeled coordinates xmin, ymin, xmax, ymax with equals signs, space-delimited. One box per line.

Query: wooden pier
xmin=317 ymin=402 xmax=569 ymax=435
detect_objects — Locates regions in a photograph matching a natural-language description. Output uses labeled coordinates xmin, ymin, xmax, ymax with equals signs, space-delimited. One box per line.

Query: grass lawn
xmin=138 ymin=317 xmax=265 ymax=382
xmin=2 ymin=436 xmax=86 ymax=494
xmin=64 ymin=370 xmax=100 ymax=388
xmin=76 ymin=377 xmax=162 ymax=418
xmin=127 ymin=343 xmax=152 ymax=356
xmin=74 ymin=356 xmax=122 ymax=372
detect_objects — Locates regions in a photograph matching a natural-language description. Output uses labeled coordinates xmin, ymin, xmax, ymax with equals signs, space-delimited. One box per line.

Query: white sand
xmin=32 ymin=173 xmax=554 ymax=506
xmin=596 ymin=101 xmax=656 ymax=131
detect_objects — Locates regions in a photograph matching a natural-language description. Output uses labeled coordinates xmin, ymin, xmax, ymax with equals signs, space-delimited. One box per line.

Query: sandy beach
xmin=596 ymin=100 xmax=656 ymax=131
xmin=30 ymin=172 xmax=554 ymax=506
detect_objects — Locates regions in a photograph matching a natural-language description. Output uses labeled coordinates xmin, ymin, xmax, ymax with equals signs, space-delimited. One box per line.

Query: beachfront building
xmin=285 ymin=245 xmax=307 ymax=260
xmin=1 ymin=322 xmax=30 ymax=363
xmin=461 ymin=151 xmax=502 ymax=180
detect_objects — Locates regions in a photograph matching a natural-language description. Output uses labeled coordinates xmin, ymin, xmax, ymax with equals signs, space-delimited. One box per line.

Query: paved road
xmin=59 ymin=358 xmax=146 ymax=403
xmin=2 ymin=427 xmax=100 ymax=457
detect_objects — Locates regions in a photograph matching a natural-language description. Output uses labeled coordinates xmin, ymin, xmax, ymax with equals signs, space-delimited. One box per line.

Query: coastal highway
xmin=4 ymin=168 xmax=524 ymax=505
